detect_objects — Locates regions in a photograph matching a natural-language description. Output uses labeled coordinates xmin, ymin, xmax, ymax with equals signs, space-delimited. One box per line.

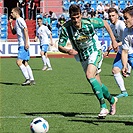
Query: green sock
xmin=89 ymin=78 xmax=107 ymax=108
xmin=101 ymin=84 xmax=115 ymax=104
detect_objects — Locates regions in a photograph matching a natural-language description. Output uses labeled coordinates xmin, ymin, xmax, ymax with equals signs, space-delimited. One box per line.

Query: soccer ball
xmin=30 ymin=117 xmax=49 ymax=133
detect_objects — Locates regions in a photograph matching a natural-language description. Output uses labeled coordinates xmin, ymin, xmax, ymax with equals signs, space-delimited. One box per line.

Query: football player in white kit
xmin=106 ymin=7 xmax=131 ymax=98
xmin=9 ymin=7 xmax=35 ymax=86
xmin=35 ymin=17 xmax=54 ymax=71
xmin=122 ymin=6 xmax=133 ymax=76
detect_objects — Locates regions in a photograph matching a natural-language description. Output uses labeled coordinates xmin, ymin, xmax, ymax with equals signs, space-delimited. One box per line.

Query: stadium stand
xmin=96 ymin=29 xmax=103 ymax=38
xmin=51 ymin=20 xmax=59 ymax=38
xmin=1 ymin=0 xmax=133 ymax=40
xmin=0 ymin=14 xmax=8 ymax=41
xmin=63 ymin=0 xmax=70 ymax=11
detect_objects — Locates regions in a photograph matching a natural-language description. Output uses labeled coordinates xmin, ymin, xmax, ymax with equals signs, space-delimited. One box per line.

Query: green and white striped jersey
xmin=58 ymin=17 xmax=104 ymax=61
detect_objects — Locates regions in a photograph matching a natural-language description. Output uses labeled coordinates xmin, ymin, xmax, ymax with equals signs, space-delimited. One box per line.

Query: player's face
xmin=37 ymin=19 xmax=43 ymax=26
xmin=123 ymin=13 xmax=133 ymax=28
xmin=70 ymin=13 xmax=82 ymax=29
xmin=108 ymin=12 xmax=118 ymax=24
xmin=10 ymin=10 xmax=16 ymax=19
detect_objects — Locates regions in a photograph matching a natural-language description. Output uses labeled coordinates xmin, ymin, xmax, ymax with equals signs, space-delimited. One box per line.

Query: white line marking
xmin=0 ymin=115 xmax=133 ymax=119
xmin=0 ymin=116 xmax=64 ymax=119
xmin=76 ymin=115 xmax=133 ymax=118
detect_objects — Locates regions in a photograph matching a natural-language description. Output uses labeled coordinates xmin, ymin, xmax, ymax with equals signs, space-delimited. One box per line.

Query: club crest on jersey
xmin=76 ymin=35 xmax=89 ymax=43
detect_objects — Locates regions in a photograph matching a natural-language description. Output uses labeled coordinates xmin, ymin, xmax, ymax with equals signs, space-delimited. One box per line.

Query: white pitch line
xmin=0 ymin=115 xmax=133 ymax=119
xmin=75 ymin=114 xmax=133 ymax=118
xmin=0 ymin=115 xmax=64 ymax=119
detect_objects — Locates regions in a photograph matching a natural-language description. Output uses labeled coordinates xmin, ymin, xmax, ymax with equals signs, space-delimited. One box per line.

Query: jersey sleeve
xmin=18 ymin=18 xmax=27 ymax=29
xmin=89 ymin=18 xmax=104 ymax=29
xmin=58 ymin=26 xmax=68 ymax=47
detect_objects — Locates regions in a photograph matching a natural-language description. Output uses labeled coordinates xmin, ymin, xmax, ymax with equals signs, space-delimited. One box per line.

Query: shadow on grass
xmin=69 ymin=92 xmax=94 ymax=96
xmin=22 ymin=111 xmax=133 ymax=126
xmin=31 ymin=68 xmax=42 ymax=71
xmin=0 ymin=82 xmax=20 ymax=85
xmin=101 ymin=74 xmax=113 ymax=77
xmin=69 ymin=92 xmax=125 ymax=97
xmin=69 ymin=119 xmax=133 ymax=126
xmin=22 ymin=112 xmax=97 ymax=118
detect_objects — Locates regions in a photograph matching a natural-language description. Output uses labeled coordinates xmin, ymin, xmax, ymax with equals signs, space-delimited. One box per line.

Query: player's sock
xmin=42 ymin=55 xmax=47 ymax=66
xmin=19 ymin=64 xmax=29 ymax=79
xmin=46 ymin=58 xmax=52 ymax=68
xmin=26 ymin=65 xmax=34 ymax=81
xmin=89 ymin=78 xmax=107 ymax=109
xmin=101 ymin=84 xmax=115 ymax=104
xmin=114 ymin=73 xmax=126 ymax=92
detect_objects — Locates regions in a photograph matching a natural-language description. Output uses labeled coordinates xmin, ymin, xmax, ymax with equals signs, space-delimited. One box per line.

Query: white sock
xmin=46 ymin=58 xmax=52 ymax=68
xmin=26 ymin=65 xmax=34 ymax=80
xmin=19 ymin=64 xmax=29 ymax=80
xmin=114 ymin=73 xmax=126 ymax=92
xmin=42 ymin=55 xmax=47 ymax=66
xmin=127 ymin=63 xmax=131 ymax=73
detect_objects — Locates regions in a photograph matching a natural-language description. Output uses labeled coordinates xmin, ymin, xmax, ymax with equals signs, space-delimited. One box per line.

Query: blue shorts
xmin=128 ymin=54 xmax=133 ymax=69
xmin=113 ymin=52 xmax=123 ymax=69
xmin=40 ymin=44 xmax=49 ymax=52
xmin=18 ymin=46 xmax=30 ymax=61
xmin=113 ymin=52 xmax=133 ymax=69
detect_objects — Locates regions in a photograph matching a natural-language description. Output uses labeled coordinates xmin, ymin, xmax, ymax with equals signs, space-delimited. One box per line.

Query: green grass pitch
xmin=0 ymin=57 xmax=133 ymax=133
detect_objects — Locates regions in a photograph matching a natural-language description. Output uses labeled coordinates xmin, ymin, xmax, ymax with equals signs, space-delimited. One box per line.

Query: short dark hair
xmin=123 ymin=6 xmax=133 ymax=17
xmin=37 ymin=17 xmax=42 ymax=20
xmin=69 ymin=4 xmax=81 ymax=16
xmin=49 ymin=11 xmax=53 ymax=15
xmin=108 ymin=7 xmax=118 ymax=14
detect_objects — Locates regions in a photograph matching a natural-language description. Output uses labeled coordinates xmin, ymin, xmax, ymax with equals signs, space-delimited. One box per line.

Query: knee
xmin=112 ymin=67 xmax=120 ymax=74
xmin=86 ymin=72 xmax=94 ymax=80
xmin=16 ymin=60 xmax=22 ymax=66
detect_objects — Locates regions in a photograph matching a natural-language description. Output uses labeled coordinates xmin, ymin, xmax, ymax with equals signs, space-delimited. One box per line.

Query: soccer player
xmin=58 ymin=4 xmax=118 ymax=118
xmin=35 ymin=17 xmax=53 ymax=71
xmin=121 ymin=6 xmax=133 ymax=76
xmin=107 ymin=7 xmax=131 ymax=98
xmin=9 ymin=7 xmax=35 ymax=86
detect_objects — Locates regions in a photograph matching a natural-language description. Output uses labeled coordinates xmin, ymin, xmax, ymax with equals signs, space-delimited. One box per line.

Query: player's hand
xmin=104 ymin=45 xmax=113 ymax=57
xmin=67 ymin=49 xmax=78 ymax=55
xmin=25 ymin=44 xmax=29 ymax=50
xmin=122 ymin=67 xmax=128 ymax=77
xmin=9 ymin=16 xmax=13 ymax=23
xmin=112 ymin=40 xmax=118 ymax=52
xmin=50 ymin=41 xmax=54 ymax=46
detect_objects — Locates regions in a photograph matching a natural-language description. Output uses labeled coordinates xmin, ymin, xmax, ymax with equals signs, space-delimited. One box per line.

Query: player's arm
xmin=104 ymin=44 xmax=113 ymax=57
xmin=58 ymin=26 xmax=69 ymax=53
xmin=58 ymin=26 xmax=78 ymax=55
xmin=9 ymin=17 xmax=16 ymax=35
xmin=121 ymin=49 xmax=128 ymax=77
xmin=117 ymin=42 xmax=122 ymax=46
xmin=58 ymin=45 xmax=78 ymax=55
xmin=103 ymin=20 xmax=118 ymax=52
xmin=34 ymin=36 xmax=38 ymax=42
xmin=58 ymin=45 xmax=71 ymax=53
xmin=23 ymin=27 xmax=29 ymax=50
xmin=49 ymin=33 xmax=54 ymax=46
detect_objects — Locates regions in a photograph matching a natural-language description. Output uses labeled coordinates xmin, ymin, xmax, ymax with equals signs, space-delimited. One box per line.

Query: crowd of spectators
xmin=62 ymin=0 xmax=133 ymax=20
xmin=16 ymin=0 xmax=133 ymax=22
xmin=35 ymin=0 xmax=132 ymax=36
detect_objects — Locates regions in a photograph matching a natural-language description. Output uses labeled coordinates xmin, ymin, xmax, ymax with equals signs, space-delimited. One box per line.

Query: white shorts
xmin=81 ymin=50 xmax=103 ymax=73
